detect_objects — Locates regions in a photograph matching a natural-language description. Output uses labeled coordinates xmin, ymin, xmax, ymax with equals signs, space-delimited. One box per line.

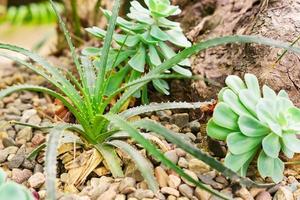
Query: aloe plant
xmin=207 ymin=73 xmax=300 ymax=183
xmin=0 ymin=169 xmax=34 ymax=200
xmin=0 ymin=1 xmax=62 ymax=25
xmin=1 ymin=0 xmax=300 ymax=199
xmin=83 ymin=0 xmax=191 ymax=101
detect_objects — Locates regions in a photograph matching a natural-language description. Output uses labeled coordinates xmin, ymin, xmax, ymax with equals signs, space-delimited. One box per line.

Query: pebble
xmin=155 ymin=166 xmax=169 ymax=188
xmin=28 ymin=172 xmax=45 ymax=189
xmin=195 ymin=186 xmax=212 ymax=200
xmin=294 ymin=189 xmax=300 ymax=199
xmin=161 ymin=187 xmax=180 ymax=197
xmin=256 ymin=191 xmax=272 ymax=200
xmin=236 ymin=187 xmax=254 ymax=200
xmin=0 ymin=146 xmax=18 ymax=163
xmin=171 ymin=113 xmax=189 ymax=128
xmin=31 ymin=133 xmax=46 ymax=146
xmin=182 ymin=169 xmax=199 ymax=187
xmin=115 ymin=194 xmax=126 ymax=200
xmin=164 ymin=150 xmax=178 ymax=164
xmin=16 ymin=127 xmax=32 ymax=145
xmin=133 ymin=189 xmax=154 ymax=199
xmin=273 ymin=186 xmax=294 ymax=200
xmin=178 ymin=184 xmax=194 ymax=198
xmin=178 ymin=157 xmax=188 ymax=168
xmin=188 ymin=121 xmax=201 ymax=134
xmin=118 ymin=177 xmax=136 ymax=194
xmin=188 ymin=159 xmax=210 ymax=174
xmin=28 ymin=115 xmax=41 ymax=126
xmin=8 ymin=154 xmax=25 ymax=169
xmin=168 ymin=175 xmax=181 ymax=189
xmin=11 ymin=168 xmax=32 ymax=184
xmin=2 ymin=137 xmax=16 ymax=147
xmin=21 ymin=109 xmax=37 ymax=122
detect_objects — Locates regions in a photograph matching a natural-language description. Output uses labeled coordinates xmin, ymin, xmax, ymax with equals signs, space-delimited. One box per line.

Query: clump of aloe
xmin=84 ymin=0 xmax=191 ymax=100
xmin=207 ymin=73 xmax=300 ymax=183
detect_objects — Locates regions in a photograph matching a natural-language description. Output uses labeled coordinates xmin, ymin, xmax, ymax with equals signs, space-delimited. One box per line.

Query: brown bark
xmin=178 ymin=0 xmax=300 ymax=106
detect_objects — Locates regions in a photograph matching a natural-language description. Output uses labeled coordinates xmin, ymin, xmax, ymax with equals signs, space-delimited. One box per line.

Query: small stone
xmin=125 ymin=162 xmax=144 ymax=182
xmin=28 ymin=172 xmax=45 ymax=189
xmin=188 ymin=121 xmax=201 ymax=134
xmin=178 ymin=157 xmax=188 ymax=168
xmin=134 ymin=189 xmax=154 ymax=199
xmin=236 ymin=187 xmax=253 ymax=200
xmin=22 ymin=159 xmax=35 ymax=170
xmin=175 ymin=148 xmax=186 ymax=157
xmin=16 ymin=127 xmax=32 ymax=145
xmin=34 ymin=164 xmax=44 ymax=173
xmin=161 ymin=187 xmax=180 ymax=197
xmin=28 ymin=115 xmax=41 ymax=126
xmin=198 ymin=174 xmax=223 ymax=189
xmin=273 ymin=187 xmax=294 ymax=200
xmin=195 ymin=186 xmax=212 ymax=200
xmin=21 ymin=109 xmax=37 ymax=122
xmin=97 ymin=188 xmax=117 ymax=200
xmin=256 ymin=191 xmax=272 ymax=200
xmin=168 ymin=175 xmax=181 ymax=189
xmin=179 ymin=184 xmax=194 ymax=198
xmin=11 ymin=168 xmax=32 ymax=184
xmin=155 ymin=166 xmax=169 ymax=188
xmin=8 ymin=154 xmax=25 ymax=169
xmin=115 ymin=194 xmax=126 ymax=200
xmin=181 ymin=169 xmax=198 ymax=187
xmin=31 ymin=133 xmax=46 ymax=146
xmin=250 ymin=188 xmax=265 ymax=197
xmin=293 ymin=189 xmax=300 ymax=199
xmin=2 ymin=137 xmax=16 ymax=147
xmin=164 ymin=150 xmax=178 ymax=164
xmin=188 ymin=159 xmax=210 ymax=174
xmin=171 ymin=113 xmax=189 ymax=128
xmin=0 ymin=146 xmax=18 ymax=163
xmin=167 ymin=196 xmax=176 ymax=200
xmin=119 ymin=177 xmax=136 ymax=194
xmin=185 ymin=132 xmax=197 ymax=141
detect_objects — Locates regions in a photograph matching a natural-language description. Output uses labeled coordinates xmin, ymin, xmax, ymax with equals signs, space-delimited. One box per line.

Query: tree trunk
xmin=180 ymin=0 xmax=300 ymax=106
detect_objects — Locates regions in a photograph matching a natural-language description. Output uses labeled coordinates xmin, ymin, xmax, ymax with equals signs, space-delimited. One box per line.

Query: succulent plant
xmin=0 ymin=169 xmax=34 ymax=200
xmin=84 ymin=0 xmax=191 ymax=99
xmin=207 ymin=73 xmax=300 ymax=183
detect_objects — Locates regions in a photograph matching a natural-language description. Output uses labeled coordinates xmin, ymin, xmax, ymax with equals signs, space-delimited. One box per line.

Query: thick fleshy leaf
xmin=224 ymin=150 xmax=257 ymax=172
xmin=244 ymin=73 xmax=261 ymax=98
xmin=0 ymin=182 xmax=34 ymax=200
xmin=239 ymin=89 xmax=259 ymax=116
xmin=148 ymin=45 xmax=162 ymax=66
xmin=153 ymin=79 xmax=170 ymax=95
xmin=227 ymin=132 xmax=262 ymax=155
xmin=150 ymin=25 xmax=169 ymax=41
xmin=262 ymin=85 xmax=277 ymax=99
xmin=256 ymin=98 xmax=277 ymax=126
xmin=128 ymin=45 xmax=146 ymax=72
xmin=207 ymin=119 xmax=232 ymax=140
xmin=278 ymin=90 xmax=289 ymax=98
xmin=262 ymin=133 xmax=280 ymax=158
xmin=282 ymin=133 xmax=300 ymax=153
xmin=225 ymin=75 xmax=246 ymax=94
xmin=166 ymin=29 xmax=191 ymax=47
xmin=82 ymin=47 xmax=101 ymax=56
xmin=257 ymin=150 xmax=284 ymax=183
xmin=222 ymin=89 xmax=251 ymax=116
xmin=238 ymin=115 xmax=269 ymax=137
xmin=276 ymin=97 xmax=294 ymax=115
xmin=217 ymin=87 xmax=228 ymax=102
xmin=280 ymin=138 xmax=294 ymax=158
xmin=172 ymin=65 xmax=192 ymax=77
xmin=268 ymin=122 xmax=282 ymax=137
xmin=127 ymin=11 xmax=154 ymax=24
xmin=213 ymin=102 xmax=239 ymax=130
xmin=114 ymin=34 xmax=140 ymax=47
xmin=286 ymin=107 xmax=300 ymax=124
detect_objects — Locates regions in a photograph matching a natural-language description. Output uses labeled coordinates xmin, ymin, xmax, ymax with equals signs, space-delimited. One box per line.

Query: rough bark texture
xmin=178 ymin=0 xmax=300 ymax=106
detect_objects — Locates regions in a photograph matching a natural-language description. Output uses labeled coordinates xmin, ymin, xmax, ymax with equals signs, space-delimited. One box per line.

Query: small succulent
xmin=207 ymin=73 xmax=300 ymax=183
xmin=84 ymin=0 xmax=191 ymax=99
xmin=0 ymin=169 xmax=34 ymax=200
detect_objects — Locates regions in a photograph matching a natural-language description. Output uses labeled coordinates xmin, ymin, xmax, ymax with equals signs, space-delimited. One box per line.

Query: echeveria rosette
xmin=84 ymin=0 xmax=191 ymax=96
xmin=207 ymin=73 xmax=300 ymax=183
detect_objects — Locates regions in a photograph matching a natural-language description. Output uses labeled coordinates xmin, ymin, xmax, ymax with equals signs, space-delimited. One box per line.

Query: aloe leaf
xmin=282 ymin=134 xmax=300 ymax=153
xmin=81 ymin=56 xmax=96 ymax=97
xmin=94 ymin=0 xmax=121 ymax=106
xmin=108 ymin=140 xmax=159 ymax=191
xmin=207 ymin=119 xmax=232 ymax=140
xmin=239 ymin=89 xmax=259 ymax=116
xmin=128 ymin=44 xmax=146 ymax=72
xmin=94 ymin=144 xmax=124 ymax=177
xmin=244 ymin=73 xmax=261 ymax=98
xmin=262 ymin=133 xmax=281 ymax=158
xmin=238 ymin=115 xmax=269 ymax=137
xmin=133 ymin=119 xmax=271 ymax=188
xmin=112 ymin=35 xmax=300 ymax=113
xmin=106 ymin=115 xmax=231 ymax=199
xmin=257 ymin=150 xmax=284 ymax=183
xmin=213 ymin=102 xmax=239 ymax=130
xmin=224 ymin=150 xmax=257 ymax=172
xmin=222 ymin=89 xmax=251 ymax=116
xmin=120 ymin=101 xmax=205 ymax=119
xmin=227 ymin=132 xmax=262 ymax=155
xmin=225 ymin=75 xmax=246 ymax=94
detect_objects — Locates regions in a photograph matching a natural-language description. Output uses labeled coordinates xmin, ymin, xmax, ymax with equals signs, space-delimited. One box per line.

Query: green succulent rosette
xmin=84 ymin=0 xmax=191 ymax=97
xmin=207 ymin=73 xmax=300 ymax=183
